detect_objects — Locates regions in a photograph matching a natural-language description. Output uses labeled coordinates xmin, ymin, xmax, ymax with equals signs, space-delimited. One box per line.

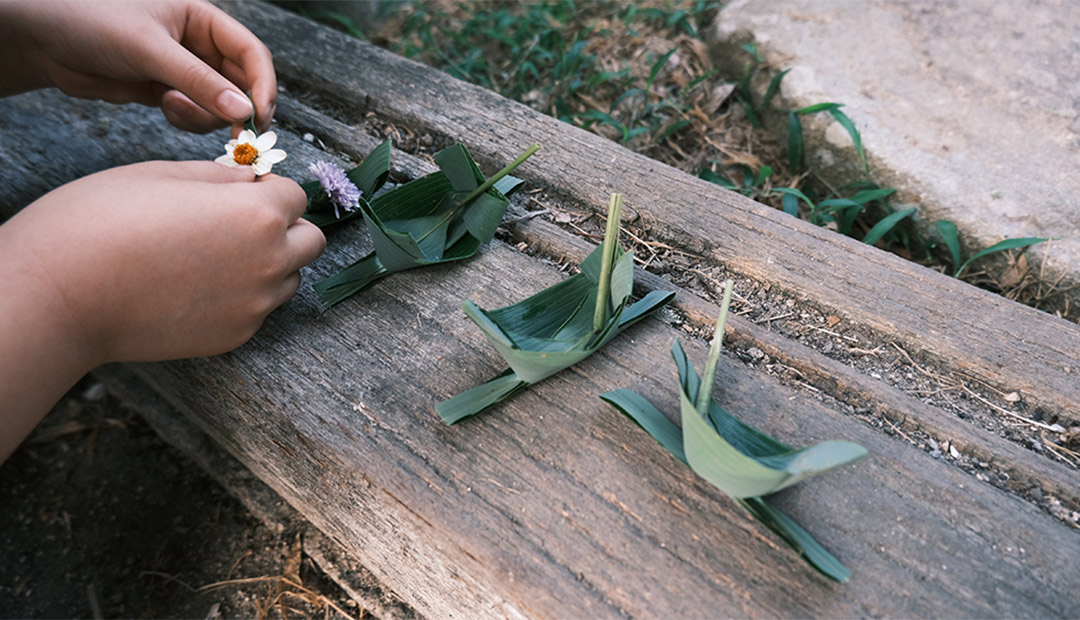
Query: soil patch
xmin=0 ymin=378 xmax=364 ymax=619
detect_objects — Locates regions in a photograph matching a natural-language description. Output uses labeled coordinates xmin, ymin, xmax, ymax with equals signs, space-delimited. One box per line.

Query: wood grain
xmin=226 ymin=1 xmax=1080 ymax=424
xmin=1 ymin=2 xmax=1078 ymax=616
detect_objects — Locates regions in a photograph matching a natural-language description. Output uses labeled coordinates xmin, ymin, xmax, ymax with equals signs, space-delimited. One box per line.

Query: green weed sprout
xmin=937 ymin=220 xmax=1047 ymax=278
xmin=437 ymin=193 xmax=675 ymax=425
xmin=600 ymin=280 xmax=867 ymax=582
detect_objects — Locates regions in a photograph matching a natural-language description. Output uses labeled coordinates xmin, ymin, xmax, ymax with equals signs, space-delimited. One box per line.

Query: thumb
xmin=148 ymin=42 xmax=253 ymax=124
xmin=163 ymin=160 xmax=257 ymax=184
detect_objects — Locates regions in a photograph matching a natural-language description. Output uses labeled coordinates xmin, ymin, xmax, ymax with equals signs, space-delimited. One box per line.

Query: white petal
xmin=253 ymin=131 xmax=277 ymax=151
xmin=215 ymin=154 xmax=238 ymax=166
xmin=259 ymin=149 xmax=287 ymax=165
xmin=252 ymin=160 xmax=272 ymax=176
xmin=236 ymin=129 xmax=257 ymax=144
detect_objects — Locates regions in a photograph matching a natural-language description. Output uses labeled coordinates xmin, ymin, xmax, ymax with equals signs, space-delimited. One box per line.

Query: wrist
xmin=0 ymin=218 xmax=103 ymax=376
xmin=0 ymin=218 xmax=102 ymax=462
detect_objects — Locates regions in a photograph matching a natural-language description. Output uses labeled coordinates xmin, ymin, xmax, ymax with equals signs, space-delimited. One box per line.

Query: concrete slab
xmin=708 ymin=0 xmax=1080 ymax=315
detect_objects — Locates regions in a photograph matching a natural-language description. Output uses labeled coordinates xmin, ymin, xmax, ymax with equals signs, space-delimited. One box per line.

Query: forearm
xmin=0 ymin=224 xmax=99 ymax=463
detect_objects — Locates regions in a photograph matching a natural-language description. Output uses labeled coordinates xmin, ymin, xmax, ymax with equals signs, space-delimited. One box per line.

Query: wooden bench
xmin=1 ymin=2 xmax=1077 ymax=617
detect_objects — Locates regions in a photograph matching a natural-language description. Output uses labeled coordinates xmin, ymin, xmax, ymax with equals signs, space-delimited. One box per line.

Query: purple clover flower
xmin=309 ymin=160 xmax=362 ymax=218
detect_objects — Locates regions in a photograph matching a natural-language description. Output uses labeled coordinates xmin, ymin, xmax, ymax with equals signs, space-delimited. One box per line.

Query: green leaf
xmin=862 ymin=207 xmax=916 ymax=246
xmin=762 ymin=68 xmax=791 ymax=110
xmin=577 ymin=109 xmax=629 ymax=141
xmin=741 ymin=42 xmax=764 ymax=63
xmin=599 ymin=370 xmax=862 ymax=583
xmin=597 ymin=291 xmax=865 ymax=582
xmin=304 ymin=141 xmax=393 ymax=228
xmin=619 ymin=290 xmax=675 ymax=329
xmin=848 ymin=187 xmax=895 ymax=204
xmin=771 ymin=187 xmax=815 ymax=212
xmin=740 ymin=497 xmax=852 ymax=582
xmin=437 ymin=371 xmax=529 ymax=425
xmin=795 ymin=102 xmax=843 ymax=115
xmin=348 ymin=139 xmax=393 ymax=197
xmin=656 ymin=119 xmax=692 ymax=143
xmin=440 ymin=193 xmax=674 ymax=422
xmin=314 ymin=143 xmax=537 ymax=308
xmin=611 ymin=87 xmax=647 ymax=112
xmin=828 ymin=108 xmax=868 ymax=176
xmin=599 ymin=388 xmax=686 ymax=463
xmin=647 ymin=48 xmax=679 ymax=91
xmin=313 ymin=253 xmax=387 ymax=306
xmin=956 ymin=236 xmax=1048 ymax=278
xmin=678 ymin=69 xmax=719 ymax=100
xmin=787 ymin=112 xmax=803 ymax=172
xmin=752 ymin=165 xmax=773 ymax=188
xmin=936 ymin=220 xmax=963 ymax=271
xmin=700 ymin=169 xmax=736 ymax=190
xmin=781 ymin=193 xmax=799 ymax=217
xmin=435 ymin=143 xmax=483 ymax=193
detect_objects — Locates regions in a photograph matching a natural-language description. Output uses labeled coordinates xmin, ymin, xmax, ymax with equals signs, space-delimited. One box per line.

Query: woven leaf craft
xmin=302 ymin=139 xmax=393 ymax=228
xmin=600 ymin=281 xmax=867 ymax=583
xmin=437 ymin=193 xmax=675 ymax=425
xmin=313 ymin=143 xmax=538 ymax=307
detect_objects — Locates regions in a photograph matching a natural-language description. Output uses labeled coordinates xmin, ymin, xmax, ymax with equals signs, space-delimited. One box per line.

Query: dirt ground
xmin=0 ymin=378 xmax=366 ymax=620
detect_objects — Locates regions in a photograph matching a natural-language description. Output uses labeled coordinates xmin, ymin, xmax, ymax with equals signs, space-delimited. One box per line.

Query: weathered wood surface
xmin=233 ymin=2 xmax=1080 ymax=423
xmin=1 ymin=1 xmax=1078 ymax=617
xmin=279 ymin=96 xmax=1080 ymax=515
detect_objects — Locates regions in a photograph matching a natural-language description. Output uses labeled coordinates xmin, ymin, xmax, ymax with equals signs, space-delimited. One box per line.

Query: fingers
xmin=188 ymin=1 xmax=277 ymax=130
xmin=147 ymin=41 xmax=253 ymax=123
xmin=269 ymin=222 xmax=325 ymax=310
xmin=284 ymin=218 xmax=327 ymax=272
xmin=160 ymin=90 xmax=229 ymax=134
xmin=254 ymin=174 xmax=309 ymax=222
xmin=273 ymin=271 xmax=303 ymax=310
xmin=162 ymin=160 xmax=257 ymax=184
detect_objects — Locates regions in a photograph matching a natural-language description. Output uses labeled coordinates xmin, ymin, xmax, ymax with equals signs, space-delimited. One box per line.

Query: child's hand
xmin=0 ymin=0 xmax=276 ymax=134
xmin=0 ymin=160 xmax=325 ymax=364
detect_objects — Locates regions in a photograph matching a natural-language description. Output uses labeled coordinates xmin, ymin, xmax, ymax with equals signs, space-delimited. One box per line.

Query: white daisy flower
xmin=215 ymin=130 xmax=287 ymax=176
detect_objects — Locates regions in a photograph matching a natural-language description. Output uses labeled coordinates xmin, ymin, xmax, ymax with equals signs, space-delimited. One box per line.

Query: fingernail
xmin=218 ymin=90 xmax=253 ymax=121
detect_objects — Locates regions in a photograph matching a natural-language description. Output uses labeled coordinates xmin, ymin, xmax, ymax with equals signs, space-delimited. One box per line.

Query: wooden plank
xmin=508 ymin=216 xmax=1080 ymax=512
xmin=1 ymin=3 xmax=1077 ymax=617
xmin=225 ymin=1 xmax=1080 ymax=423
xmin=1 ymin=91 xmax=1077 ymax=617
xmin=94 ymin=365 xmax=419 ymax=620
xmin=280 ymin=94 xmax=1080 ymax=517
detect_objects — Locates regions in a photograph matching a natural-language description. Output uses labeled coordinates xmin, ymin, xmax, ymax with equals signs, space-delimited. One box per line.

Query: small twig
xmin=227 ymin=550 xmax=253 ymax=580
xmin=1040 ymin=430 xmax=1080 ymax=466
xmin=883 ymin=417 xmax=916 ymax=446
xmin=688 ymin=268 xmax=751 ymax=305
xmin=140 ymin=571 xmax=197 ymax=592
xmin=808 ymin=325 xmax=860 ymax=342
xmin=196 ymin=574 xmax=357 ymax=618
xmin=566 ymin=220 xmax=602 ymax=241
xmin=619 ymin=225 xmax=659 ymax=264
xmin=960 ymin=385 xmax=1062 ymax=433
xmin=890 ymin=343 xmax=960 ymax=387
xmin=507 ymin=208 xmax=550 ymax=224
xmin=752 ymin=312 xmax=793 ymax=325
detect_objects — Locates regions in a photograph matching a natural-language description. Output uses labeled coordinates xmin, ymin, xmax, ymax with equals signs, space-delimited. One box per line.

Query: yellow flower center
xmin=232 ymin=143 xmax=258 ymax=165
